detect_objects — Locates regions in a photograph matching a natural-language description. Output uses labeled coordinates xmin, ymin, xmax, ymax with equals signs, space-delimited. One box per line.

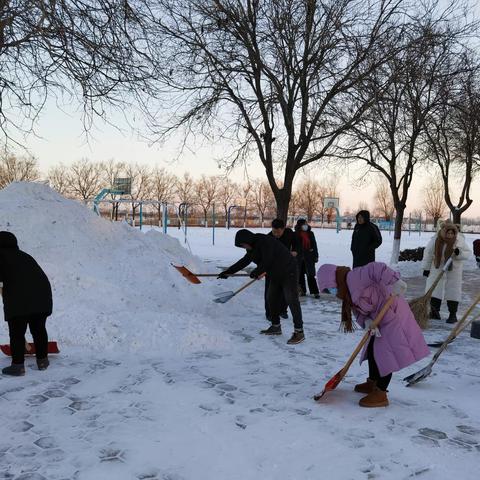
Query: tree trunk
xmin=275 ymin=188 xmax=291 ymax=223
xmin=390 ymin=206 xmax=405 ymax=265
xmin=451 ymin=208 xmax=461 ymax=225
xmin=204 ymin=209 xmax=208 ymax=227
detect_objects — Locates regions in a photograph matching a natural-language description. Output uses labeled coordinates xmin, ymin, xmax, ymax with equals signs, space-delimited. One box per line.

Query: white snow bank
xmin=0 ymin=182 xmax=237 ymax=353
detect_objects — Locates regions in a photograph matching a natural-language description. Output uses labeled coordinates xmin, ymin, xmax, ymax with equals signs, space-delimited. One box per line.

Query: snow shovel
xmin=404 ymin=292 xmax=480 ymax=386
xmin=213 ymin=273 xmax=265 ymax=304
xmin=313 ymin=295 xmax=395 ymax=401
xmin=172 ymin=264 xmax=249 ymax=284
xmin=0 ymin=340 xmax=60 ymax=357
xmin=409 ymin=257 xmax=453 ymax=330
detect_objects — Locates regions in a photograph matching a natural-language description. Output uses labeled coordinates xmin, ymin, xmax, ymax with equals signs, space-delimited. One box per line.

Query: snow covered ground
xmin=1 ymin=183 xmax=479 ymax=480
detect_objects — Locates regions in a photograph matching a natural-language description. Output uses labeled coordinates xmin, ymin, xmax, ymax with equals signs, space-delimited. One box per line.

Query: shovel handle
xmin=432 ymin=292 xmax=480 ymax=363
xmin=341 ymin=295 xmax=395 ymax=375
xmin=232 ymin=273 xmax=266 ymax=296
xmin=196 ymin=273 xmax=250 ymax=278
xmin=426 ymin=257 xmax=453 ymax=296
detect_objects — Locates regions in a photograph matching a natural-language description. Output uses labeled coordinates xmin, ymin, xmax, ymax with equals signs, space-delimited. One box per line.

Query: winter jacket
xmin=225 ymin=229 xmax=297 ymax=281
xmin=350 ymin=210 xmax=383 ymax=268
xmin=421 ymin=232 xmax=470 ymax=302
xmin=294 ymin=224 xmax=319 ymax=277
xmin=473 ymin=239 xmax=480 ymax=257
xmin=317 ymin=262 xmax=429 ymax=377
xmin=267 ymin=227 xmax=298 ymax=253
xmin=0 ymin=232 xmax=53 ymax=322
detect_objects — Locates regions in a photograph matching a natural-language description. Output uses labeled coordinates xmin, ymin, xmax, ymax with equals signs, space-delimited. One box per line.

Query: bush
xmin=399 ymin=247 xmax=425 ymax=262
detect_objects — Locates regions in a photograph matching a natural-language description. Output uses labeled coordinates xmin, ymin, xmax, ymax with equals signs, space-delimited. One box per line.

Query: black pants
xmin=366 ymin=337 xmax=391 ymax=391
xmin=267 ymin=270 xmax=303 ymax=331
xmin=264 ymin=275 xmax=287 ymax=319
xmin=8 ymin=314 xmax=48 ymax=364
xmin=298 ymin=253 xmax=319 ymax=295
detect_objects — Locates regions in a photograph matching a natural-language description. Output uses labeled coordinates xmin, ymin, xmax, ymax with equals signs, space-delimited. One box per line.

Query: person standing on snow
xmin=473 ymin=239 xmax=480 ymax=269
xmin=0 ymin=231 xmax=52 ymax=376
xmin=350 ymin=210 xmax=383 ymax=268
xmin=421 ymin=220 xmax=470 ymax=323
xmin=294 ymin=218 xmax=320 ymax=298
xmin=317 ymin=262 xmax=428 ymax=408
xmin=218 ymin=229 xmax=305 ymax=344
xmin=265 ymin=219 xmax=298 ymax=321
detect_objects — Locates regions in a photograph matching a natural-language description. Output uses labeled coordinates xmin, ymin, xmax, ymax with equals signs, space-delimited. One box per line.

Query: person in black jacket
xmin=218 ymin=229 xmax=304 ymax=344
xmin=294 ymin=219 xmax=320 ymax=298
xmin=0 ymin=232 xmax=52 ymax=376
xmin=351 ymin=210 xmax=383 ymax=268
xmin=265 ymin=219 xmax=298 ymax=321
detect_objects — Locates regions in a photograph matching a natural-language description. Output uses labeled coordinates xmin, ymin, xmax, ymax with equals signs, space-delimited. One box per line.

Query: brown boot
xmin=354 ymin=378 xmax=376 ymax=394
xmin=359 ymin=387 xmax=389 ymax=408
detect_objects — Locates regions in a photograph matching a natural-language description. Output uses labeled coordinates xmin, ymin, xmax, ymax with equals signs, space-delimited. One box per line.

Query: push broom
xmin=314 ymin=295 xmax=395 ymax=401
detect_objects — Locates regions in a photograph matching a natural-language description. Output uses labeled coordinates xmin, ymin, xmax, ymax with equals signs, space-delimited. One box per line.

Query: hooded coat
xmin=0 ymin=232 xmax=53 ymax=321
xmin=350 ymin=210 xmax=382 ymax=268
xmin=421 ymin=223 xmax=470 ymax=302
xmin=225 ymin=229 xmax=297 ymax=280
xmin=317 ymin=262 xmax=429 ymax=377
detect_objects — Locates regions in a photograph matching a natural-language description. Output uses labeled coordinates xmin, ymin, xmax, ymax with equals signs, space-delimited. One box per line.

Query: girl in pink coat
xmin=317 ymin=262 xmax=429 ymax=408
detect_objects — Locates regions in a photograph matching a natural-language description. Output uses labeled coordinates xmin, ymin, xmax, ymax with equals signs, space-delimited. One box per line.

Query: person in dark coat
xmin=265 ymin=219 xmax=298 ymax=320
xmin=0 ymin=231 xmax=52 ymax=376
xmin=218 ymin=229 xmax=304 ymax=344
xmin=474 ymin=239 xmax=480 ymax=269
xmin=350 ymin=210 xmax=383 ymax=268
xmin=294 ymin=219 xmax=320 ymax=298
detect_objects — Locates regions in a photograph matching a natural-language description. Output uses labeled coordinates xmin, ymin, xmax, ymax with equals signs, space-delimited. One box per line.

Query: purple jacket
xmin=317 ymin=262 xmax=429 ymax=377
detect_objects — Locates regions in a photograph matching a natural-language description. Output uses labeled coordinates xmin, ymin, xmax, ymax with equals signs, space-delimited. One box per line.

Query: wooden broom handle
xmin=232 ymin=273 xmax=266 ymax=296
xmin=426 ymin=257 xmax=453 ymax=296
xmin=341 ymin=295 xmax=396 ymax=374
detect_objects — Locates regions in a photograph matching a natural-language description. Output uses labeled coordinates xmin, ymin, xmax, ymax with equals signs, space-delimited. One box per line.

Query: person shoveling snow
xmin=0 ymin=231 xmax=53 ymax=376
xmin=316 ymin=262 xmax=429 ymax=407
xmin=218 ymin=229 xmax=305 ymax=345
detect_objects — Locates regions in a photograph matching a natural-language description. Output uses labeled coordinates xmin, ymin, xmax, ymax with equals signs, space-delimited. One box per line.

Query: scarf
xmin=299 ymin=231 xmax=311 ymax=250
xmin=434 ymin=230 xmax=456 ymax=269
xmin=335 ymin=266 xmax=356 ymax=333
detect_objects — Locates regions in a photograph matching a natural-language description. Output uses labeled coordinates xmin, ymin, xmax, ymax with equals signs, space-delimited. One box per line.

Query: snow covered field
xmin=0 ymin=183 xmax=479 ymax=480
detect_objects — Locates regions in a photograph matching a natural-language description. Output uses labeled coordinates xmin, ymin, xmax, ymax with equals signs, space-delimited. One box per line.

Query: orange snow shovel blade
xmin=0 ymin=341 xmax=60 ymax=357
xmin=172 ymin=265 xmax=202 ymax=284
xmin=313 ymin=369 xmax=345 ymax=401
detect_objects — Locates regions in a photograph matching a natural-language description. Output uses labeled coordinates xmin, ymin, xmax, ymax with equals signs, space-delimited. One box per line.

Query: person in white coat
xmin=421 ymin=220 xmax=470 ymax=323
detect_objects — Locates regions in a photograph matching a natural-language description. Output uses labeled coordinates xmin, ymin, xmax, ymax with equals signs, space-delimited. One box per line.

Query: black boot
xmin=260 ymin=324 xmax=282 ymax=335
xmin=37 ymin=357 xmax=49 ymax=371
xmin=430 ymin=297 xmax=442 ymax=320
xmin=446 ymin=301 xmax=458 ymax=324
xmin=2 ymin=363 xmax=25 ymax=376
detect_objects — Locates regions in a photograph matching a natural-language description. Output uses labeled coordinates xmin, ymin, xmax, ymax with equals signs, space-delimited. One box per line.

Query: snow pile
xmin=0 ymin=182 xmax=238 ymax=353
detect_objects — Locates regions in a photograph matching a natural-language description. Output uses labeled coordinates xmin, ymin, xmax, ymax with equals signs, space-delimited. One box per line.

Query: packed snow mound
xmin=0 ymin=182 xmax=237 ymax=353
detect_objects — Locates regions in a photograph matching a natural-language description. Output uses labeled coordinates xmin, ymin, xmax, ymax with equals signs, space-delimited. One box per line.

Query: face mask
xmin=301 ymin=225 xmax=308 ymax=231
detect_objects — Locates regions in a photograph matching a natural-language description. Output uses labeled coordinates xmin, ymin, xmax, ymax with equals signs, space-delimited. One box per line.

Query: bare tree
xmin=374 ymin=179 xmax=395 ymax=221
xmin=47 ymin=164 xmax=70 ymax=196
xmin=296 ymin=178 xmax=321 ymax=222
xmin=152 ymin=0 xmax=409 ymax=220
xmin=195 ymin=175 xmax=219 ymax=226
xmin=252 ymin=179 xmax=274 ymax=227
xmin=103 ymin=159 xmax=127 ymax=220
xmin=218 ymin=178 xmax=239 ymax=226
xmin=125 ymin=163 xmax=151 ymax=223
xmin=67 ymin=158 xmax=104 ymax=201
xmin=151 ymin=168 xmax=177 ymax=226
xmin=0 ymin=1 xmax=161 ymax=143
xmin=0 ymin=150 xmax=39 ymax=187
xmin=425 ymin=57 xmax=480 ymax=224
xmin=423 ymin=176 xmax=446 ymax=228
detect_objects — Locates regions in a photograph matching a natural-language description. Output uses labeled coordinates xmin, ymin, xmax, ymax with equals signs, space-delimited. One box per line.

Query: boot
xmin=287 ymin=330 xmax=305 ymax=345
xmin=260 ymin=324 xmax=282 ymax=335
xmin=359 ymin=387 xmax=389 ymax=408
xmin=37 ymin=357 xmax=49 ymax=371
xmin=2 ymin=363 xmax=25 ymax=376
xmin=446 ymin=300 xmax=458 ymax=324
xmin=354 ymin=378 xmax=377 ymax=394
xmin=429 ymin=297 xmax=442 ymax=320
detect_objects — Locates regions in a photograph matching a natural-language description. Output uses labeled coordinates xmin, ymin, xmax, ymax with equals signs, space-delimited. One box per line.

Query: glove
xmin=217 ymin=271 xmax=230 ymax=279
xmin=314 ymin=257 xmax=318 ymax=263
xmin=249 ymin=269 xmax=260 ymax=279
xmin=365 ymin=318 xmax=382 ymax=337
xmin=423 ymin=270 xmax=430 ymax=277
xmin=454 ymin=248 xmax=460 ymax=256
xmin=392 ymin=278 xmax=407 ymax=296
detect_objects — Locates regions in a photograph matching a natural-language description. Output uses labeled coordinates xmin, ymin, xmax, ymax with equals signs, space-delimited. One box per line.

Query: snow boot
xmin=429 ymin=297 xmax=442 ymax=320
xmin=260 ymin=324 xmax=282 ymax=335
xmin=354 ymin=378 xmax=377 ymax=394
xmin=287 ymin=330 xmax=305 ymax=345
xmin=2 ymin=363 xmax=25 ymax=376
xmin=446 ymin=300 xmax=458 ymax=324
xmin=314 ymin=294 xmax=320 ymax=299
xmin=37 ymin=357 xmax=49 ymax=371
xmin=359 ymin=387 xmax=389 ymax=408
